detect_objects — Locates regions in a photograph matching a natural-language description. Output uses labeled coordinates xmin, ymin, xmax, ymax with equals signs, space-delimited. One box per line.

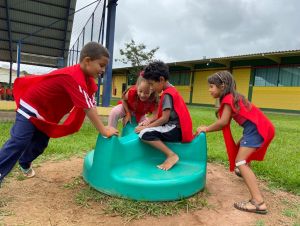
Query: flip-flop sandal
xmin=234 ymin=199 xmax=268 ymax=214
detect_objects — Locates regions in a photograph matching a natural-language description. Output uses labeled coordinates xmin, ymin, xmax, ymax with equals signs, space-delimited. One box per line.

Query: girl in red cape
xmin=108 ymin=74 xmax=158 ymax=129
xmin=135 ymin=61 xmax=193 ymax=171
xmin=0 ymin=42 xmax=118 ymax=186
xmin=195 ymin=71 xmax=275 ymax=215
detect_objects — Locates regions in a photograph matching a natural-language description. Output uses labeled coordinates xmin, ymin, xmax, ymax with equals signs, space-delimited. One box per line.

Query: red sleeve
xmin=63 ymin=76 xmax=96 ymax=109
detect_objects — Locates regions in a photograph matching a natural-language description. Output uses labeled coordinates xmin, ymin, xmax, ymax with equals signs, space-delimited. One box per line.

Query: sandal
xmin=234 ymin=199 xmax=268 ymax=214
xmin=19 ymin=166 xmax=36 ymax=178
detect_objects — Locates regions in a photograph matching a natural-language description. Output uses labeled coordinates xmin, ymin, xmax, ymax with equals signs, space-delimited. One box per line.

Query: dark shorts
xmin=240 ymin=120 xmax=264 ymax=148
xmin=139 ymin=125 xmax=182 ymax=142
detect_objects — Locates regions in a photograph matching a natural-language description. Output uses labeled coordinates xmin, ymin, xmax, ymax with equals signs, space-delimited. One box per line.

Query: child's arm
xmin=196 ymin=104 xmax=232 ymax=134
xmin=121 ymin=91 xmax=131 ymax=125
xmin=147 ymin=108 xmax=158 ymax=124
xmin=135 ymin=109 xmax=170 ymax=133
xmin=85 ymin=107 xmax=119 ymax=137
xmin=138 ymin=107 xmax=158 ymax=126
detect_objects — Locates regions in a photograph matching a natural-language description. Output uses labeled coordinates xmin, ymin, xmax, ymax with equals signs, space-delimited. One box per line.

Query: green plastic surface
xmin=82 ymin=119 xmax=207 ymax=201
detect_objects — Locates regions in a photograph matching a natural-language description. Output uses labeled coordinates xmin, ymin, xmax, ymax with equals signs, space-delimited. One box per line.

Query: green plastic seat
xmin=82 ymin=119 xmax=207 ymax=201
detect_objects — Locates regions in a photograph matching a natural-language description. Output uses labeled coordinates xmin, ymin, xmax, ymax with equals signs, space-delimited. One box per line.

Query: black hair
xmin=143 ymin=61 xmax=169 ymax=82
xmin=79 ymin=42 xmax=110 ymax=62
xmin=208 ymin=71 xmax=250 ymax=112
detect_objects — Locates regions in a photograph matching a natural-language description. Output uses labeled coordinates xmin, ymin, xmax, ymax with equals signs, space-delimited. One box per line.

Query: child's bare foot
xmin=157 ymin=154 xmax=179 ymax=171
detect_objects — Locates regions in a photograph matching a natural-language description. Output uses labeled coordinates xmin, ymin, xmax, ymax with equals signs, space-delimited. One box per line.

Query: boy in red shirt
xmin=0 ymin=42 xmax=118 ymax=185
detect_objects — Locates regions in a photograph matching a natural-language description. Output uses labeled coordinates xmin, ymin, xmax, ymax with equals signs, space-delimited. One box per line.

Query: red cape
xmin=13 ymin=64 xmax=97 ymax=138
xmin=158 ymin=86 xmax=193 ymax=143
xmin=220 ymin=94 xmax=275 ymax=171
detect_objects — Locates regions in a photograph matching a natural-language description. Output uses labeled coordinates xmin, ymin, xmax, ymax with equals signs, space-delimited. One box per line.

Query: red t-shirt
xmin=22 ymin=74 xmax=95 ymax=123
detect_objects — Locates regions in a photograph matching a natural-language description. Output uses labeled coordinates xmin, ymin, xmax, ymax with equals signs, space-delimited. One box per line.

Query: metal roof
xmin=0 ymin=0 xmax=77 ymax=67
xmin=172 ymin=50 xmax=300 ymax=66
xmin=113 ymin=49 xmax=300 ymax=73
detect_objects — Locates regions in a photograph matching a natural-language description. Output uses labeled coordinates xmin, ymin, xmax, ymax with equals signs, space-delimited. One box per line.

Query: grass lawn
xmin=0 ymin=106 xmax=299 ymax=195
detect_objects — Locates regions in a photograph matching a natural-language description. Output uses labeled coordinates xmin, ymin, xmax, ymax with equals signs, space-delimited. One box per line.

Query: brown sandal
xmin=234 ymin=199 xmax=268 ymax=214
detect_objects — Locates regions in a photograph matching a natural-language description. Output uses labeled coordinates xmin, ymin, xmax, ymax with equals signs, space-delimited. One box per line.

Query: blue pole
xmin=91 ymin=13 xmax=94 ymax=41
xmin=76 ymin=40 xmax=79 ymax=63
xmin=96 ymin=77 xmax=101 ymax=106
xmin=17 ymin=40 xmax=21 ymax=77
xmin=82 ymin=27 xmax=85 ymax=46
xmin=102 ymin=0 xmax=118 ymax=107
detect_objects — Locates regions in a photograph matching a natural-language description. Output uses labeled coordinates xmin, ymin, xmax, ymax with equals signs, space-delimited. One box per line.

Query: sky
xmin=113 ymin=0 xmax=300 ymax=65
xmin=1 ymin=0 xmax=300 ymax=74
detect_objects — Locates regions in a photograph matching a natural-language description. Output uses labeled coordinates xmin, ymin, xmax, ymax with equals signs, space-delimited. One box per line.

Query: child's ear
xmin=82 ymin=57 xmax=91 ymax=64
xmin=159 ymin=76 xmax=165 ymax=83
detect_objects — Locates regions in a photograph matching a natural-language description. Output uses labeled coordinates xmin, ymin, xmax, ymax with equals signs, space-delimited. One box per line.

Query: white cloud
xmin=2 ymin=0 xmax=299 ymax=74
xmin=112 ymin=0 xmax=300 ymax=67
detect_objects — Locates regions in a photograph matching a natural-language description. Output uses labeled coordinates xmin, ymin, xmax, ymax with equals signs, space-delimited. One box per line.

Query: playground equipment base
xmin=83 ymin=122 xmax=207 ymax=201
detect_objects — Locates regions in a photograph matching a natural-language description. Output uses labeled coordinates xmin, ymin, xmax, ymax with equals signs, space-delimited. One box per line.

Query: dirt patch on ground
xmin=0 ymin=111 xmax=16 ymax=121
xmin=0 ymin=158 xmax=299 ymax=226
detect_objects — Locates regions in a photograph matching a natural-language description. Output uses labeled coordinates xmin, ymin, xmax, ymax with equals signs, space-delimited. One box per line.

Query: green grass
xmin=281 ymin=199 xmax=300 ymax=225
xmin=255 ymin=219 xmax=265 ymax=226
xmin=0 ymin=106 xmax=299 ymax=195
xmin=68 ymin=178 xmax=208 ymax=220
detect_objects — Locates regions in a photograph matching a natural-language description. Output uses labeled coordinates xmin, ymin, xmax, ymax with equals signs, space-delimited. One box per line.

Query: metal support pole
xmin=16 ymin=40 xmax=21 ymax=78
xmin=76 ymin=40 xmax=79 ymax=63
xmin=82 ymin=27 xmax=85 ymax=46
xmin=91 ymin=13 xmax=94 ymax=41
xmin=71 ymin=46 xmax=74 ymax=65
xmin=102 ymin=0 xmax=118 ymax=107
xmin=9 ymin=62 xmax=12 ymax=85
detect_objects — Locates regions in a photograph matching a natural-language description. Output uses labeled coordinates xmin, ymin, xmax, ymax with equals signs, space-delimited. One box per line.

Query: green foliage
xmin=116 ymin=39 xmax=159 ymax=85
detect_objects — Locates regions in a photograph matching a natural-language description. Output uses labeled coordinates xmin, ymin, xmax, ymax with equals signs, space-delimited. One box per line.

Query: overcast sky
xmin=113 ymin=0 xmax=300 ymax=65
xmin=2 ymin=0 xmax=300 ymax=74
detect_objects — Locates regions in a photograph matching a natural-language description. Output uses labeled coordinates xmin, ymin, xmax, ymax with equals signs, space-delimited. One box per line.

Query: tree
xmin=116 ymin=39 xmax=159 ymax=85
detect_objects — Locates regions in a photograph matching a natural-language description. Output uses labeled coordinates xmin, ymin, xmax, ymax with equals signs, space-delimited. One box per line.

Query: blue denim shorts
xmin=240 ymin=120 xmax=264 ymax=148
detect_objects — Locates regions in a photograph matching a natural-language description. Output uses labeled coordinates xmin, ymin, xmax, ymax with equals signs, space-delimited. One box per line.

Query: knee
xmin=36 ymin=140 xmax=49 ymax=154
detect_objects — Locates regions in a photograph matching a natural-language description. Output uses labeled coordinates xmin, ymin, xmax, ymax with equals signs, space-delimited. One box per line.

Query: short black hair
xmin=143 ymin=61 xmax=169 ymax=82
xmin=80 ymin=42 xmax=110 ymax=62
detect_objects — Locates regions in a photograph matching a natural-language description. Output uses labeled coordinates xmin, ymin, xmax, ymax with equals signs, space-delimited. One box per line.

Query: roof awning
xmin=0 ymin=0 xmax=77 ymax=67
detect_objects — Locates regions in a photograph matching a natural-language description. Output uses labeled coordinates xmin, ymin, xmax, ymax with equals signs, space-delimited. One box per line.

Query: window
xmin=278 ymin=67 xmax=300 ymax=86
xmin=254 ymin=66 xmax=300 ymax=87
xmin=169 ymin=71 xmax=191 ymax=85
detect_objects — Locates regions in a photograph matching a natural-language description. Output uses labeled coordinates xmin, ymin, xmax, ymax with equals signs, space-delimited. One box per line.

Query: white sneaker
xmin=19 ymin=166 xmax=36 ymax=178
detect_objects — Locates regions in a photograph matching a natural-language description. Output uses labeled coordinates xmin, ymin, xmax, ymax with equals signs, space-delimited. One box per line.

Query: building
xmin=112 ymin=50 xmax=300 ymax=113
xmin=0 ymin=66 xmax=25 ymax=84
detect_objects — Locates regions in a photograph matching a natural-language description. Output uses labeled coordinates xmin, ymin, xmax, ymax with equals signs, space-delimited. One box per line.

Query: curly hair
xmin=143 ymin=61 xmax=169 ymax=81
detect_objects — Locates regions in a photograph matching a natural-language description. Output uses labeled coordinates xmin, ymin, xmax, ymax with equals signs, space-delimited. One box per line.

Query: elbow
xmin=218 ymin=121 xmax=228 ymax=129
